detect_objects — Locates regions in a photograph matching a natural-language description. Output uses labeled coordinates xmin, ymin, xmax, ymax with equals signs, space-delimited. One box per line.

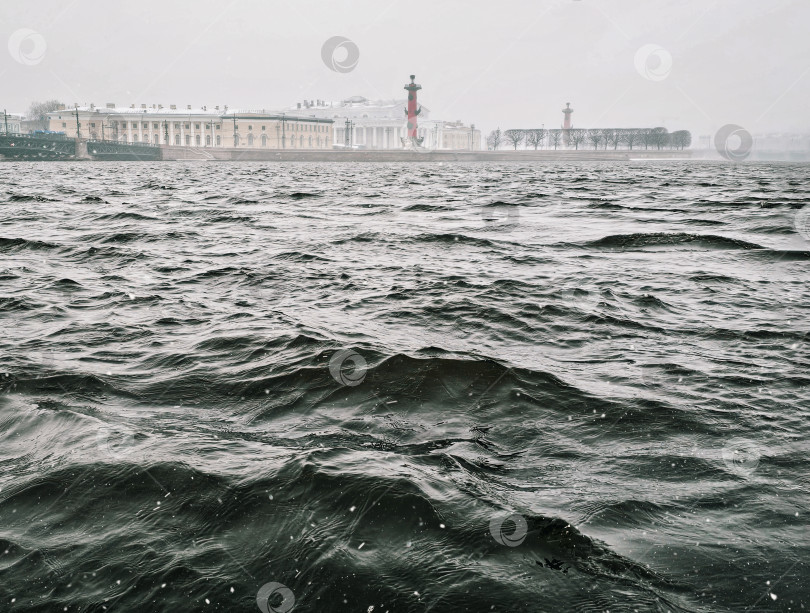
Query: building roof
xmin=285 ymin=97 xmax=432 ymax=120
xmin=48 ymin=105 xmax=222 ymax=116
xmin=46 ymin=105 xmax=332 ymax=122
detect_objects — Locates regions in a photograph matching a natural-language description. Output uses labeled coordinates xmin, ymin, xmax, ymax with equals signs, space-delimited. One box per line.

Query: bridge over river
xmin=0 ymin=133 xmax=162 ymax=161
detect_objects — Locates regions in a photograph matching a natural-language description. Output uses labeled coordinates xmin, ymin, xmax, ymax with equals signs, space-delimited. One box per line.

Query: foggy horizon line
xmin=15 ymin=102 xmax=810 ymax=139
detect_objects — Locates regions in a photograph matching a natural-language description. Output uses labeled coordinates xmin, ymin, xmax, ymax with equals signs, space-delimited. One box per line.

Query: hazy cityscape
xmin=4 ymin=94 xmax=809 ymax=160
xmin=2 ymin=1 xmax=809 ymax=613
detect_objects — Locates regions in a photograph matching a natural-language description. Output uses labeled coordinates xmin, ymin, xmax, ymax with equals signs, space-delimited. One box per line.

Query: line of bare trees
xmin=26 ymin=100 xmax=64 ymax=131
xmin=487 ymin=127 xmax=692 ymax=151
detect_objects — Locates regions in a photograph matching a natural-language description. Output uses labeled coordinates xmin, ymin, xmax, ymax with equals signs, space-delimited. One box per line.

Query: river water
xmin=1 ymin=161 xmax=808 ymax=612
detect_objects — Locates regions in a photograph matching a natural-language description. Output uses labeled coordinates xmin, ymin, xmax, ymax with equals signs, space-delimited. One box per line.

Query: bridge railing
xmin=0 ymin=131 xmax=72 ymax=140
xmin=2 ymin=133 xmax=158 ymax=148
xmin=86 ymin=138 xmax=160 ymax=148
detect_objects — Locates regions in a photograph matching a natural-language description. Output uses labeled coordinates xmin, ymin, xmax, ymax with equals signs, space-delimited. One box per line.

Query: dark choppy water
xmin=1 ymin=161 xmax=809 ymax=613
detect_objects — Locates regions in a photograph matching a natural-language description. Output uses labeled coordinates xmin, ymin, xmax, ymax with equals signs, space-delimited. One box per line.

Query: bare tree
xmin=536 ymin=128 xmax=547 ymax=149
xmin=27 ymin=99 xmax=63 ymax=131
xmin=670 ymin=130 xmax=692 ymax=149
xmin=651 ymin=127 xmax=669 ymax=150
xmin=525 ymin=128 xmax=546 ymax=150
xmin=567 ymin=128 xmax=586 ymax=150
xmin=547 ymin=129 xmax=562 ymax=150
xmin=504 ymin=129 xmax=525 ymax=150
xmin=497 ymin=126 xmax=693 ymax=152
xmin=603 ymin=129 xmax=620 ymax=150
xmin=620 ymin=129 xmax=640 ymax=150
xmin=587 ymin=129 xmax=602 ymax=150
xmin=640 ymin=128 xmax=655 ymax=150
xmin=487 ymin=128 xmax=503 ymax=150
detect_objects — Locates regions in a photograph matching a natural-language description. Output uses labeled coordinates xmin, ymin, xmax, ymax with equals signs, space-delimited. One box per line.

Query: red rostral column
xmin=403 ymin=74 xmax=423 ymax=146
xmin=562 ymin=102 xmax=573 ymax=129
xmin=562 ymin=102 xmax=573 ymax=146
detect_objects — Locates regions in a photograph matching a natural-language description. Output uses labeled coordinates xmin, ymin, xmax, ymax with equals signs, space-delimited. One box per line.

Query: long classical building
xmin=287 ymin=96 xmax=481 ymax=150
xmin=43 ymin=97 xmax=480 ymax=150
xmin=46 ymin=104 xmax=333 ymax=149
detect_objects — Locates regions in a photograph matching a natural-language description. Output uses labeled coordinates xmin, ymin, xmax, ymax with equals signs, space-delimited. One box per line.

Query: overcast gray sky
xmin=2 ymin=0 xmax=808 ymax=138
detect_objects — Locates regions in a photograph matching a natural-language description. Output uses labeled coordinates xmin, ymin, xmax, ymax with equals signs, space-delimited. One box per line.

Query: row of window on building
xmin=59 ymin=127 xmax=330 ymax=148
xmin=57 ymin=120 xmax=330 ymax=148
xmin=59 ymin=120 xmax=328 ymax=132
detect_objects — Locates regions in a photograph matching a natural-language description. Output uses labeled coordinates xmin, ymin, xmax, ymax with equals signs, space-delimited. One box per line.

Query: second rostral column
xmin=402 ymin=74 xmax=424 ymax=148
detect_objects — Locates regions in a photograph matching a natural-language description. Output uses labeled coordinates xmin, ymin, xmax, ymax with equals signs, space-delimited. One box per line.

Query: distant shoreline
xmin=4 ymin=144 xmax=806 ymax=162
xmin=158 ymin=146 xmax=693 ymax=162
